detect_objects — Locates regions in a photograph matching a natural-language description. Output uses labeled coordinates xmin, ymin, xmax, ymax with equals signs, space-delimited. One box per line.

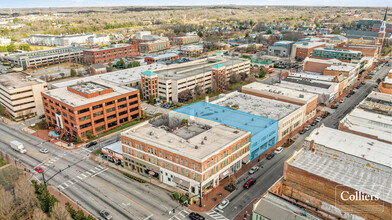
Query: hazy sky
xmin=0 ymin=0 xmax=388 ymax=8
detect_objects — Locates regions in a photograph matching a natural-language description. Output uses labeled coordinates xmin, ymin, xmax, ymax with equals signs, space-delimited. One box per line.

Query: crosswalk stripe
xmin=85 ymin=171 xmax=92 ymax=176
xmin=89 ymin=169 xmax=96 ymax=173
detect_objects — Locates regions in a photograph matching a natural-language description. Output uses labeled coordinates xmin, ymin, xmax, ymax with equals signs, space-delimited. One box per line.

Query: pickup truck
xmin=10 ymin=140 xmax=27 ymax=153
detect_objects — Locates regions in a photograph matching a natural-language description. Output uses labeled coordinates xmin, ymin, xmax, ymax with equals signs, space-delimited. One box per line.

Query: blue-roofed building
xmin=174 ymin=101 xmax=278 ymax=161
xmin=102 ymin=141 xmax=123 ymax=165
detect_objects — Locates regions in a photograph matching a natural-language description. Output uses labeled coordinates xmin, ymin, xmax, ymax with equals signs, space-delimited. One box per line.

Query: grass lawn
xmin=0 ymin=158 xmax=6 ymax=167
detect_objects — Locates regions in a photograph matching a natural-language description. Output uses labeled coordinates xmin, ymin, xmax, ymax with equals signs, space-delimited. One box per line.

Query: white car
xmin=248 ymin=165 xmax=260 ymax=174
xmin=141 ymin=106 xmax=147 ymax=111
xmin=274 ymin=147 xmax=283 ymax=154
xmin=315 ymin=117 xmax=322 ymax=122
xmin=149 ymin=110 xmax=156 ymax=115
xmin=39 ymin=148 xmax=49 ymax=154
xmin=218 ymin=199 xmax=229 ymax=209
xmin=305 ymin=125 xmax=311 ymax=131
xmin=339 ymin=99 xmax=345 ymax=103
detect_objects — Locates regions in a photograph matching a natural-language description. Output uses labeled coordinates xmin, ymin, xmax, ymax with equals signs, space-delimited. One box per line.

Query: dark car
xmin=39 ymin=115 xmax=45 ymax=119
xmin=311 ymin=121 xmax=318 ymax=126
xmin=86 ymin=141 xmax=98 ymax=148
xmin=243 ymin=178 xmax=256 ymax=189
xmin=189 ymin=212 xmax=205 ymax=220
xmin=299 ymin=129 xmax=306 ymax=134
xmin=266 ymin=153 xmax=275 ymax=160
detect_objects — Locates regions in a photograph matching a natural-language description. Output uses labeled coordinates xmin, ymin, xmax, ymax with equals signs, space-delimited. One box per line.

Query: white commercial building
xmin=211 ymin=91 xmax=306 ymax=141
xmin=340 ymin=91 xmax=392 ymax=144
xmin=25 ymin=33 xmax=108 ymax=46
xmin=0 ymin=72 xmax=47 ymax=120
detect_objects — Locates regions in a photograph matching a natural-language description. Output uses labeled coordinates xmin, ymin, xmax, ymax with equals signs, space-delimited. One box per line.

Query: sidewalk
xmin=48 ymin=186 xmax=92 ymax=217
xmin=93 ymin=156 xmax=179 ymax=194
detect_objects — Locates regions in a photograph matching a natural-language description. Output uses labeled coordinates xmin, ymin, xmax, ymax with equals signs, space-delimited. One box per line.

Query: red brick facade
xmin=42 ymin=89 xmax=141 ymax=139
xmin=83 ymin=41 xmax=139 ymax=65
xmin=295 ymin=43 xmax=326 ymax=60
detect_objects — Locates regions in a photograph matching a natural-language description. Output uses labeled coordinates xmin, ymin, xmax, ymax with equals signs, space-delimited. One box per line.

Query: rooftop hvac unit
xmin=149 ymin=131 xmax=154 ymax=136
xmin=169 ymin=139 xmax=173 ymax=143
xmin=204 ymin=136 xmax=207 ymax=140
xmin=195 ymin=145 xmax=198 ymax=149
xmin=180 ymin=139 xmax=184 ymax=143
xmin=155 ymin=135 xmax=159 ymax=139
xmin=299 ymin=94 xmax=304 ymax=98
xmin=201 ymin=141 xmax=204 ymax=145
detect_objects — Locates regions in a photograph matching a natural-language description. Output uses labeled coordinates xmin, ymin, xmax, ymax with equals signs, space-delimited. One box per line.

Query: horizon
xmin=0 ymin=0 xmax=388 ymax=9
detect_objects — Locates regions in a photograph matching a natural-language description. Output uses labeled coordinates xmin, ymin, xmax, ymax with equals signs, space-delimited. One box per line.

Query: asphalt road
xmin=0 ymin=123 xmax=184 ymax=220
xmin=218 ymin=61 xmax=391 ymax=220
xmin=0 ymin=62 xmax=389 ymax=220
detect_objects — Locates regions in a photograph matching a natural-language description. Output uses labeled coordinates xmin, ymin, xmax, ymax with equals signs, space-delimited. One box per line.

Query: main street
xmin=218 ymin=61 xmax=391 ymax=220
xmin=0 ymin=123 xmax=183 ymax=220
xmin=0 ymin=61 xmax=389 ymax=220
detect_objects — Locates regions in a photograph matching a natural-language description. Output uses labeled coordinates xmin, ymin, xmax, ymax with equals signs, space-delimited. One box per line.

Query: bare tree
xmin=28 ymin=208 xmax=48 ymax=220
xmin=51 ymin=203 xmax=72 ymax=220
xmin=0 ymin=185 xmax=15 ymax=219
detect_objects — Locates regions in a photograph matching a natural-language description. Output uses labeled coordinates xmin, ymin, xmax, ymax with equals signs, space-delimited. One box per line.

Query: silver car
xmin=39 ymin=148 xmax=49 ymax=154
xmin=248 ymin=165 xmax=260 ymax=174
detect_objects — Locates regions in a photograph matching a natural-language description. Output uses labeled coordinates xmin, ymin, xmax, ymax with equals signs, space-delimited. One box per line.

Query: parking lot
xmin=141 ymin=102 xmax=172 ymax=116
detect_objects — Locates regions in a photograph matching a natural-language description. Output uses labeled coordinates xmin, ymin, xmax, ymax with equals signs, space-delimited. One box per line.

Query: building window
xmin=105 ymin=101 xmax=115 ymax=106
xmin=92 ymin=104 xmax=103 ymax=110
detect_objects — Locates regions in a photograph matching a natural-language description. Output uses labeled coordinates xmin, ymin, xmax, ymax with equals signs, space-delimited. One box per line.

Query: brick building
xmin=141 ymin=71 xmax=158 ymax=101
xmin=144 ymin=53 xmax=179 ymax=64
xmin=121 ymin=112 xmax=252 ymax=194
xmin=378 ymin=70 xmax=392 ymax=94
xmin=242 ymin=82 xmax=318 ymax=122
xmin=311 ymin=47 xmax=363 ymax=62
xmin=274 ymin=126 xmax=392 ymax=220
xmin=138 ymin=40 xmax=170 ymax=53
xmin=41 ymin=79 xmax=141 ymax=139
xmin=335 ymin=43 xmax=380 ymax=57
xmin=83 ymin=42 xmax=139 ymax=65
xmin=293 ymin=42 xmax=326 ymax=60
xmin=172 ymin=35 xmax=199 ymax=45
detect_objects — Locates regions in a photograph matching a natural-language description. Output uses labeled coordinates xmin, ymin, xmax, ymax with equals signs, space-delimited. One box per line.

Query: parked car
xmin=243 ymin=178 xmax=256 ymax=189
xmin=189 ymin=212 xmax=205 ymax=220
xmin=248 ymin=165 xmax=260 ymax=174
xmin=311 ymin=121 xmax=318 ymax=126
xmin=266 ymin=153 xmax=275 ymax=160
xmin=315 ymin=117 xmax=322 ymax=122
xmin=148 ymin=110 xmax=156 ymax=115
xmin=86 ymin=141 xmax=97 ymax=148
xmin=39 ymin=115 xmax=45 ymax=119
xmin=99 ymin=210 xmax=112 ymax=220
xmin=299 ymin=129 xmax=306 ymax=134
xmin=141 ymin=106 xmax=147 ymax=111
xmin=274 ymin=147 xmax=283 ymax=154
xmin=39 ymin=148 xmax=49 ymax=154
xmin=218 ymin=199 xmax=229 ymax=209
xmin=34 ymin=166 xmax=44 ymax=173
xmin=304 ymin=125 xmax=311 ymax=131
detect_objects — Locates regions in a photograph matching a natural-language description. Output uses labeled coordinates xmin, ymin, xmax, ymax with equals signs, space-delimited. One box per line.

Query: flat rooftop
xmin=341 ymin=108 xmax=392 ymax=143
xmin=325 ymin=65 xmax=356 ymax=72
xmin=155 ymin=57 xmax=247 ymax=80
xmin=51 ymin=63 xmax=165 ymax=88
xmin=146 ymin=52 xmax=178 ymax=60
xmin=123 ymin=113 xmax=249 ymax=161
xmin=277 ymin=81 xmax=333 ymax=96
xmin=359 ymin=91 xmax=392 ymax=114
xmin=313 ymin=47 xmax=362 ymax=54
xmin=211 ymin=91 xmax=301 ymax=121
xmin=84 ymin=44 xmax=132 ymax=52
xmin=8 ymin=46 xmax=88 ymax=59
xmin=0 ymin=72 xmax=46 ymax=89
xmin=289 ymin=72 xmax=336 ymax=82
xmin=242 ymin=82 xmax=318 ymax=103
xmin=43 ymin=79 xmax=137 ymax=107
xmin=174 ymin=101 xmax=277 ymax=136
xmin=306 ymin=126 xmax=392 ymax=168
xmin=289 ymin=148 xmax=392 ymax=204
xmin=254 ymin=193 xmax=322 ymax=220
xmin=103 ymin=141 xmax=123 ymax=155
xmin=295 ymin=42 xmax=325 ymax=49
xmin=69 ymin=81 xmax=109 ymax=94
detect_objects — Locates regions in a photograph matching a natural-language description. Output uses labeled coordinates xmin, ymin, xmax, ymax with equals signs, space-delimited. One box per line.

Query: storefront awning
xmin=173 ymin=176 xmax=190 ymax=188
xmin=242 ymin=154 xmax=250 ymax=164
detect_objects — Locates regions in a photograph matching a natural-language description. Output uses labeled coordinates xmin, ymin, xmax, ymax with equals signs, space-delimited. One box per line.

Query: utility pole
xmin=199 ymin=182 xmax=202 ymax=207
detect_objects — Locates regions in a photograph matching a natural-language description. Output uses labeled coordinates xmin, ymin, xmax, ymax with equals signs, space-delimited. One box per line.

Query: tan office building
xmin=0 ymin=72 xmax=47 ymax=121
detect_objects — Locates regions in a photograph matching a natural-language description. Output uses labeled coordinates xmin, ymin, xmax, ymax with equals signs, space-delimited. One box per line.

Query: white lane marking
xmin=91 ymin=168 xmax=109 ymax=177
xmin=143 ymin=214 xmax=153 ymax=220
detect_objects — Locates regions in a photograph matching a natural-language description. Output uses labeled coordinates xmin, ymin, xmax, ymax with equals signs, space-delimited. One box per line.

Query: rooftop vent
xmin=201 ymin=141 xmax=204 ymax=145
xmin=195 ymin=145 xmax=198 ymax=149
xmin=169 ymin=139 xmax=173 ymax=143
xmin=155 ymin=135 xmax=159 ymax=139
xmin=204 ymin=136 xmax=207 ymax=140
xmin=149 ymin=131 xmax=154 ymax=136
xmin=233 ymin=130 xmax=239 ymax=134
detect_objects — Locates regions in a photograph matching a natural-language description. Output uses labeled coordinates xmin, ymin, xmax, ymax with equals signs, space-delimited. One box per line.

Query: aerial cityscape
xmin=0 ymin=2 xmax=390 ymax=220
